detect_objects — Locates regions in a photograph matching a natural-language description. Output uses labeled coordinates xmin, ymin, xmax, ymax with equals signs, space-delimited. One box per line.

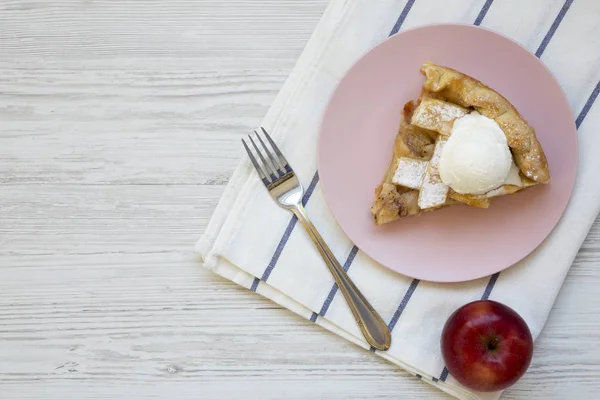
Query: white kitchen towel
xmin=197 ymin=0 xmax=600 ymax=399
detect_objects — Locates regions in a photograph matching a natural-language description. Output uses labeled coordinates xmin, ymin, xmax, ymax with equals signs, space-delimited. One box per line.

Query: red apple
xmin=441 ymin=300 xmax=533 ymax=392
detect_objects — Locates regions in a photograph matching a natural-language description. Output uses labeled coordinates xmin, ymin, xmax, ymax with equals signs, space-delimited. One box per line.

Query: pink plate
xmin=317 ymin=24 xmax=578 ymax=283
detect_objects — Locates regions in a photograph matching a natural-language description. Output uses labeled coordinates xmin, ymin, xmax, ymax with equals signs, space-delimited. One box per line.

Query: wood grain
xmin=1 ymin=1 xmax=599 ymax=399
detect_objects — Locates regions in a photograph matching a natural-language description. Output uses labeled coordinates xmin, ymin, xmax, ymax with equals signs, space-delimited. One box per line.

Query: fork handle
xmin=292 ymin=204 xmax=392 ymax=351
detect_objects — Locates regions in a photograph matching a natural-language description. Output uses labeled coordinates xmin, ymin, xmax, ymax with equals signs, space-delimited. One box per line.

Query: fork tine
xmin=254 ymin=130 xmax=284 ymax=175
xmin=249 ymin=134 xmax=278 ymax=178
xmin=242 ymin=138 xmax=270 ymax=185
xmin=261 ymin=127 xmax=290 ymax=172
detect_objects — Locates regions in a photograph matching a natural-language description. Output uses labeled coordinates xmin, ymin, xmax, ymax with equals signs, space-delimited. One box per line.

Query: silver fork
xmin=242 ymin=127 xmax=391 ymax=351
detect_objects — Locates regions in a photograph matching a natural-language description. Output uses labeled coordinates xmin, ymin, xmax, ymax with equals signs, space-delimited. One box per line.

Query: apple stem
xmin=488 ymin=337 xmax=500 ymax=350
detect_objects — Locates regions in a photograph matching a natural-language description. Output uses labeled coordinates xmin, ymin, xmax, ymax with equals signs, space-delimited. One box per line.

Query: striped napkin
xmin=197 ymin=0 xmax=600 ymax=398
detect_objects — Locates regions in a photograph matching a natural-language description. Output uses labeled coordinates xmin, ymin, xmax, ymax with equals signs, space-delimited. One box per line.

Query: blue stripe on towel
xmin=474 ymin=0 xmax=494 ymax=26
xmin=440 ymin=0 xmax=577 ymax=381
xmin=440 ymin=3 xmax=590 ymax=380
xmin=387 ymin=278 xmax=420 ymax=333
xmin=473 ymin=0 xmax=576 ymax=309
xmin=439 ymin=367 xmax=449 ymax=382
xmin=252 ymin=172 xmax=320 ymax=291
xmin=471 ymin=0 xmax=579 ymax=313
xmin=480 ymin=272 xmax=500 ymax=301
xmin=314 ymin=0 xmax=419 ymax=331
xmin=310 ymin=246 xmax=359 ymax=322
xmin=253 ymin=1 xmax=419 ymax=294
xmin=535 ymin=0 xmax=574 ymax=58
xmin=389 ymin=0 xmax=416 ymax=36
xmin=370 ymin=278 xmax=420 ymax=353
xmin=576 ymin=80 xmax=600 ymax=129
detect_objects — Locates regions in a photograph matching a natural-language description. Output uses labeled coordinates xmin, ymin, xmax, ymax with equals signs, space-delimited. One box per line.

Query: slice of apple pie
xmin=371 ymin=62 xmax=550 ymax=226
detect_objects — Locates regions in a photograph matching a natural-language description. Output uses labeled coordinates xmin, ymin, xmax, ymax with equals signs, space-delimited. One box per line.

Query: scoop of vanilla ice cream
xmin=439 ymin=112 xmax=512 ymax=195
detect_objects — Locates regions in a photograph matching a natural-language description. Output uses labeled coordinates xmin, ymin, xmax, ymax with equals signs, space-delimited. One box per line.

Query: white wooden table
xmin=1 ymin=1 xmax=599 ymax=399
